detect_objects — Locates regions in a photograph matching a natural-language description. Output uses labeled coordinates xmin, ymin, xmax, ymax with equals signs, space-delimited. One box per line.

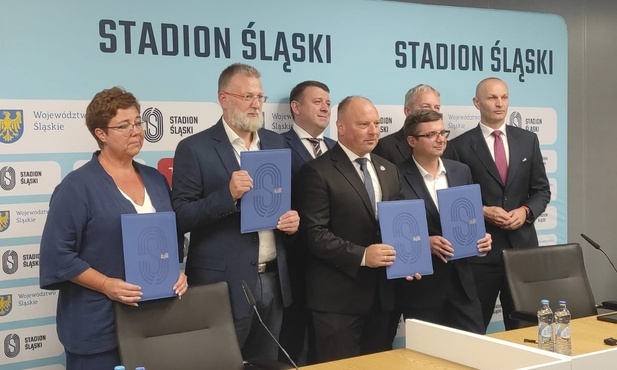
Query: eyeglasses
xmin=106 ymin=121 xmax=144 ymax=137
xmin=222 ymin=91 xmax=268 ymax=103
xmin=413 ymin=130 xmax=450 ymax=140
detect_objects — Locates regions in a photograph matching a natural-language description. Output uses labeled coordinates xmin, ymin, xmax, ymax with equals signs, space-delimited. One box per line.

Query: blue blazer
xmin=396 ymin=158 xmax=477 ymax=309
xmin=282 ymin=128 xmax=336 ymax=175
xmin=40 ymin=152 xmax=176 ymax=355
xmin=171 ymin=119 xmax=292 ymax=319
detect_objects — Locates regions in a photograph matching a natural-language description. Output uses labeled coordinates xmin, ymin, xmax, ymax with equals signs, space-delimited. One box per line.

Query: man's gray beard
xmin=229 ymin=108 xmax=263 ymax=132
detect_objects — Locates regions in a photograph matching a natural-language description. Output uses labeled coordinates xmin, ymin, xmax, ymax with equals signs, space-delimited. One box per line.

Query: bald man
xmin=450 ymin=77 xmax=550 ymax=330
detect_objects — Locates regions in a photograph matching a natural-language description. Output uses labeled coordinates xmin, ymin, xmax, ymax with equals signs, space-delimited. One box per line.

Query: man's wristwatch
xmin=522 ymin=205 xmax=533 ymax=222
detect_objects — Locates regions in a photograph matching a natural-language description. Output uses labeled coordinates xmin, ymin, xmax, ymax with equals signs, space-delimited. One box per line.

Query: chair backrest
xmin=503 ymin=243 xmax=597 ymax=328
xmin=114 ymin=281 xmax=244 ymax=370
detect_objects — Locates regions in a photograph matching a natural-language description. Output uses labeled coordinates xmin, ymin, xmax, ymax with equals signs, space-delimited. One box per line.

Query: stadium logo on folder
xmin=392 ymin=213 xmax=423 ymax=264
xmin=450 ymin=198 xmax=478 ymax=246
xmin=0 ymin=110 xmax=24 ymax=144
xmin=253 ymin=163 xmax=283 ymax=217
xmin=137 ymin=226 xmax=170 ymax=284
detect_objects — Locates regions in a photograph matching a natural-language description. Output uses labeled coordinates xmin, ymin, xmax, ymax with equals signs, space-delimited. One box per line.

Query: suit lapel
xmin=402 ymin=160 xmax=440 ymax=226
xmin=469 ymin=125 xmax=504 ymax=186
xmin=330 ymin=145 xmax=375 ymax=217
xmin=285 ymin=129 xmax=314 ymax=163
xmin=211 ymin=119 xmax=241 ymax=176
xmin=324 ymin=136 xmax=337 ymax=150
xmin=394 ymin=129 xmax=411 ymax=163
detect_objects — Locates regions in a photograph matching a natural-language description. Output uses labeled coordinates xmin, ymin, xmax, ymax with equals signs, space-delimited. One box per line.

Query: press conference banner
xmin=0 ymin=0 xmax=566 ymax=367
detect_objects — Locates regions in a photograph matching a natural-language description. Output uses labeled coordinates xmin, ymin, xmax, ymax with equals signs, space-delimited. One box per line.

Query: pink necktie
xmin=492 ymin=130 xmax=508 ymax=184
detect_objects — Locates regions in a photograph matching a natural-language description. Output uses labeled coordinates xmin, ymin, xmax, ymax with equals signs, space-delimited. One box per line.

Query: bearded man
xmin=172 ymin=63 xmax=299 ymax=361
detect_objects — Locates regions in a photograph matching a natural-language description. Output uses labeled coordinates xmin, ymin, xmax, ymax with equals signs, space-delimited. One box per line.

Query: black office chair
xmin=114 ymin=282 xmax=291 ymax=370
xmin=502 ymin=243 xmax=597 ymax=329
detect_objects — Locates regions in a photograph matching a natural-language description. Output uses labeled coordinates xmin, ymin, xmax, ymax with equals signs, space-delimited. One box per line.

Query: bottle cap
xmin=558 ymin=300 xmax=566 ymax=305
xmin=135 ymin=367 xmax=146 ymax=370
xmin=114 ymin=367 xmax=126 ymax=370
xmin=541 ymin=299 xmax=549 ymax=304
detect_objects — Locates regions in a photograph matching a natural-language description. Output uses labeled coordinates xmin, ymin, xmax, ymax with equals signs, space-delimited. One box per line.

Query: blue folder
xmin=240 ymin=149 xmax=291 ymax=233
xmin=378 ymin=199 xmax=433 ymax=279
xmin=437 ymin=184 xmax=486 ymax=260
xmin=120 ymin=211 xmax=180 ymax=301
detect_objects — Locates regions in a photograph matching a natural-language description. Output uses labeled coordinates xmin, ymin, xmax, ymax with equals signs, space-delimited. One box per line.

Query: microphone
xmin=581 ymin=233 xmax=617 ymax=274
xmin=240 ymin=280 xmax=299 ymax=370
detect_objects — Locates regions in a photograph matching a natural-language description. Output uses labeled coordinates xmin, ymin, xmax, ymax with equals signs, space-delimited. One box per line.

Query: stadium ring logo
xmin=0 ymin=166 xmax=16 ymax=191
xmin=4 ymin=333 xmax=20 ymax=358
xmin=2 ymin=250 xmax=18 ymax=275
xmin=509 ymin=111 xmax=522 ymax=128
xmin=142 ymin=107 xmax=164 ymax=143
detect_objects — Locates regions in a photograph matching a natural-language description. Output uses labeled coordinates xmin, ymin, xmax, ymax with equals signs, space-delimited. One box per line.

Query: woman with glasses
xmin=39 ymin=87 xmax=188 ymax=370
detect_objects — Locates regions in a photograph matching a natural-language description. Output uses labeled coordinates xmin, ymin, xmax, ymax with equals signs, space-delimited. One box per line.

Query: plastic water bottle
xmin=554 ymin=300 xmax=572 ymax=355
xmin=537 ymin=299 xmax=554 ymax=351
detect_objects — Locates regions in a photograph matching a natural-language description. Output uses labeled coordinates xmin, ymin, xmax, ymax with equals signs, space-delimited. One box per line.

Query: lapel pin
xmin=522 ymin=158 xmax=528 ymax=162
xmin=380 ymin=166 xmax=386 ymax=171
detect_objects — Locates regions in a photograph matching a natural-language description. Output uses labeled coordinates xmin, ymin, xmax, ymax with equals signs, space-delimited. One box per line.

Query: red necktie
xmin=492 ymin=130 xmax=508 ymax=184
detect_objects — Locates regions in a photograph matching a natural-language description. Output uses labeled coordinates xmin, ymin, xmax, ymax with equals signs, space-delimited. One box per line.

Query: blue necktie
xmin=355 ymin=158 xmax=376 ymax=214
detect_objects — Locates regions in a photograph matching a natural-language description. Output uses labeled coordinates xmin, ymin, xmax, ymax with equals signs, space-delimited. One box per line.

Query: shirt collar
xmin=292 ymin=123 xmax=325 ymax=141
xmin=412 ymin=155 xmax=447 ymax=179
xmin=479 ymin=121 xmax=507 ymax=140
xmin=339 ymin=142 xmax=370 ymax=163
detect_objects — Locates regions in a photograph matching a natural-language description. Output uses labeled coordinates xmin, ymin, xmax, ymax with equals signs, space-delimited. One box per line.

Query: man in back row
xmin=280 ymin=80 xmax=336 ymax=364
xmin=450 ymin=77 xmax=550 ymax=330
xmin=373 ymin=83 xmax=458 ymax=163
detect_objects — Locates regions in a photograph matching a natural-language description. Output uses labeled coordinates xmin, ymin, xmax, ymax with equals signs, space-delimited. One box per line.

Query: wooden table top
xmin=301 ymin=348 xmax=475 ymax=369
xmin=489 ymin=314 xmax=617 ymax=356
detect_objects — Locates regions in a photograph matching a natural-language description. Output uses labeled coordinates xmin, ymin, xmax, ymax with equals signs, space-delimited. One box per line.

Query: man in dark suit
xmin=171 ymin=63 xmax=300 ymax=360
xmin=450 ymin=77 xmax=550 ymax=330
xmin=294 ymin=96 xmax=419 ymax=363
xmin=279 ymin=80 xmax=336 ymax=364
xmin=373 ymin=84 xmax=459 ymax=163
xmin=394 ymin=109 xmax=491 ymax=336
xmin=283 ymin=80 xmax=336 ymax=175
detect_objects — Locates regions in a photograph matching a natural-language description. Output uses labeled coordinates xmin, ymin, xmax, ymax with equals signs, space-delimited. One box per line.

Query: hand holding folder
xmin=240 ymin=149 xmax=292 ymax=233
xmin=121 ymin=211 xmax=181 ymax=301
xmin=437 ymin=184 xmax=486 ymax=260
xmin=378 ymin=199 xmax=433 ymax=279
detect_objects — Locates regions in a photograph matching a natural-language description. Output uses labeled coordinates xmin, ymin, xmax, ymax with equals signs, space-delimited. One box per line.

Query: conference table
xmin=301 ymin=348 xmax=474 ymax=369
xmin=303 ymin=315 xmax=617 ymax=369
xmin=489 ymin=314 xmax=617 ymax=356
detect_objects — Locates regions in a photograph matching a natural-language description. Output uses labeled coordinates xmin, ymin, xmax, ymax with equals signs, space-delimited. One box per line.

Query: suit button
xmin=504 ymin=197 xmax=508 ymax=201
xmin=252 ymin=236 xmax=258 ymax=242
xmin=251 ymin=261 xmax=256 ymax=267
xmin=376 ymin=230 xmax=381 ymax=236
